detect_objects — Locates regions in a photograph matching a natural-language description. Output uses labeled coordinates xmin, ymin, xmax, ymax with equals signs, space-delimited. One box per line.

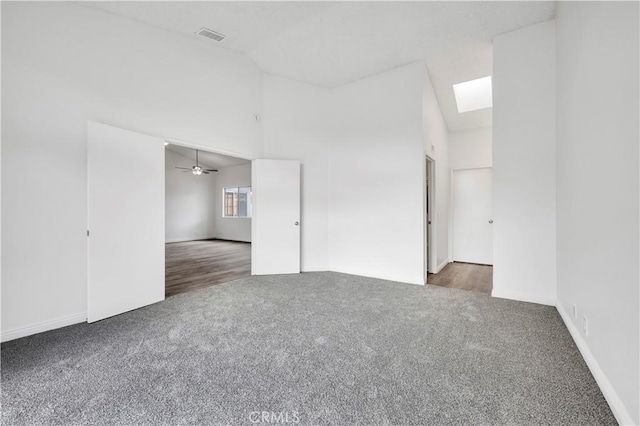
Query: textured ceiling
xmin=80 ymin=1 xmax=556 ymax=132
xmin=167 ymin=145 xmax=250 ymax=170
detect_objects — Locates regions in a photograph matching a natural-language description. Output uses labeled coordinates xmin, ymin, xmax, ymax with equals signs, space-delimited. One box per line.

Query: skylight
xmin=453 ymin=76 xmax=492 ymax=113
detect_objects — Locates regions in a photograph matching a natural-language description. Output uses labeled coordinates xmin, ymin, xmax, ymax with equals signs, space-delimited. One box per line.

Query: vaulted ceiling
xmin=167 ymin=145 xmax=250 ymax=170
xmin=80 ymin=1 xmax=556 ymax=132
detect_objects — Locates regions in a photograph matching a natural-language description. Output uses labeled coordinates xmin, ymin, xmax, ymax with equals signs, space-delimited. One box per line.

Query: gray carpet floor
xmin=2 ymin=272 xmax=615 ymax=425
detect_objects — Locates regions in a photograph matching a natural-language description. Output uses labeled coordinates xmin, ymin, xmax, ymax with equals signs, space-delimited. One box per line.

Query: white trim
xmin=557 ymin=303 xmax=635 ymax=426
xmin=491 ymin=288 xmax=555 ymax=306
xmin=164 ymin=137 xmax=256 ymax=162
xmin=212 ymin=236 xmax=251 ymax=243
xmin=167 ymin=237 xmax=251 ymax=244
xmin=424 ymin=154 xmax=437 ymax=276
xmin=1 ymin=312 xmax=87 ymax=343
xmin=301 ymin=267 xmax=329 ymax=273
xmin=166 ymin=236 xmax=216 ymax=244
xmin=434 ymin=259 xmax=449 ymax=274
xmin=423 ymin=154 xmax=428 ymax=280
xmin=451 ymin=165 xmax=494 ymax=172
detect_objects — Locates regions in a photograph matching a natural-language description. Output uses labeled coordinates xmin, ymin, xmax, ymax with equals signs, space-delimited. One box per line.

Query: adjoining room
xmin=425 ymin=49 xmax=494 ymax=295
xmin=165 ymin=144 xmax=252 ymax=297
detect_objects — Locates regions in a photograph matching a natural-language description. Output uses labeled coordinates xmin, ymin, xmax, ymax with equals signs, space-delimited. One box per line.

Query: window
xmin=223 ymin=186 xmax=252 ymax=218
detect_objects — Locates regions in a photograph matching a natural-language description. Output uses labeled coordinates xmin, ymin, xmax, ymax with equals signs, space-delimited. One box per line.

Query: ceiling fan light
xmin=192 ymin=165 xmax=203 ymax=175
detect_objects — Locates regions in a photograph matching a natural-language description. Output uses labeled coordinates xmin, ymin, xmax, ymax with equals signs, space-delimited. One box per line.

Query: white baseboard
xmin=213 ymin=237 xmax=251 ymax=243
xmin=301 ymin=266 xmax=329 ymax=273
xmin=1 ymin=312 xmax=87 ymax=343
xmin=556 ymin=303 xmax=636 ymax=426
xmin=434 ymin=259 xmax=450 ymax=273
xmin=491 ymin=288 xmax=556 ymax=306
xmin=166 ymin=236 xmax=215 ymax=243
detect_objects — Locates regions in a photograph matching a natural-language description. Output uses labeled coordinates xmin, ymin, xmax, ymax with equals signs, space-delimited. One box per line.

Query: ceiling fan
xmin=175 ymin=149 xmax=218 ymax=175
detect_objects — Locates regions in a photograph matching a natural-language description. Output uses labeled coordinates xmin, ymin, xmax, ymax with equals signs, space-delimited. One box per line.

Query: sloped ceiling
xmin=427 ymin=41 xmax=494 ymax=132
xmin=80 ymin=1 xmax=556 ymax=132
xmin=167 ymin=145 xmax=250 ymax=170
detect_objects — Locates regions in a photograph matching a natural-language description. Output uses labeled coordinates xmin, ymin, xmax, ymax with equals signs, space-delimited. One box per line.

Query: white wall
xmin=1 ymin=2 xmax=3 ymax=338
xmin=165 ymin=149 xmax=216 ymax=243
xmin=492 ymin=20 xmax=557 ymax=306
xmin=449 ymin=127 xmax=492 ymax=170
xmin=213 ymin=163 xmax=252 ymax=243
xmin=263 ymin=75 xmax=330 ymax=271
xmin=556 ymin=2 xmax=639 ymax=424
xmin=1 ymin=2 xmax=263 ymax=338
xmin=328 ymin=63 xmax=426 ymax=285
xmin=422 ymin=69 xmax=451 ymax=272
xmin=1 ymin=2 xmax=443 ymax=340
xmin=264 ymin=65 xmax=436 ymax=284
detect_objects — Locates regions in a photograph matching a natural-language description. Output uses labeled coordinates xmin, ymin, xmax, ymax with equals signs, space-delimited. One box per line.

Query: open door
xmin=87 ymin=122 xmax=165 ymax=322
xmin=251 ymin=159 xmax=300 ymax=275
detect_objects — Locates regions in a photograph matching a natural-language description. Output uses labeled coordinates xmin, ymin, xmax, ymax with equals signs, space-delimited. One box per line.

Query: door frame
xmin=87 ymin=123 xmax=260 ymax=318
xmin=449 ymin=166 xmax=493 ymax=264
xmin=163 ymin=136 xmax=256 ymax=163
xmin=424 ymin=154 xmax=437 ymax=282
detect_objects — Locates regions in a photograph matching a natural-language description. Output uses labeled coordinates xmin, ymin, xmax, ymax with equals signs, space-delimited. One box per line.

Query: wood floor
xmin=165 ymin=239 xmax=251 ymax=297
xmin=166 ymin=241 xmax=490 ymax=297
xmin=427 ymin=262 xmax=493 ymax=295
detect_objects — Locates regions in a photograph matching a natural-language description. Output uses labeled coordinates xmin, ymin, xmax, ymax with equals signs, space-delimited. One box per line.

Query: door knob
xmin=488 ymin=220 xmax=493 ymax=224
xmin=295 ymin=221 xmax=299 ymax=226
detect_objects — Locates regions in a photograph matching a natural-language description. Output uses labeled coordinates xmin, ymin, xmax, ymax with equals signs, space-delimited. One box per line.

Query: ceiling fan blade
xmin=205 ymin=169 xmax=218 ymax=172
xmin=181 ymin=170 xmax=192 ymax=173
xmin=202 ymin=171 xmax=210 ymax=174
xmin=175 ymin=167 xmax=191 ymax=170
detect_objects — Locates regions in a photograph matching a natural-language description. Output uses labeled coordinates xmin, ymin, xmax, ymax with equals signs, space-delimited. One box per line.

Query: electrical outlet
xmin=582 ymin=316 xmax=588 ymax=336
xmin=572 ymin=304 xmax=578 ymax=319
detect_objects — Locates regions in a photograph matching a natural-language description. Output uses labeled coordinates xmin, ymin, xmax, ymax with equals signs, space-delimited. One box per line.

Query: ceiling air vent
xmin=196 ymin=27 xmax=226 ymax=42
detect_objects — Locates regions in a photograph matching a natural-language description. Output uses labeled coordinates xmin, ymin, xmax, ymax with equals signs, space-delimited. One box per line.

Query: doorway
xmin=431 ymin=167 xmax=493 ymax=294
xmin=87 ymin=122 xmax=302 ymax=322
xmin=425 ymin=155 xmax=436 ymax=278
xmin=164 ymin=144 xmax=252 ymax=297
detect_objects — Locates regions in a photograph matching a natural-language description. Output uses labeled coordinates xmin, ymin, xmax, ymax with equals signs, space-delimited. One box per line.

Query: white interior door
xmin=88 ymin=122 xmax=165 ymax=322
xmin=452 ymin=168 xmax=493 ymax=265
xmin=252 ymin=159 xmax=300 ymax=275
